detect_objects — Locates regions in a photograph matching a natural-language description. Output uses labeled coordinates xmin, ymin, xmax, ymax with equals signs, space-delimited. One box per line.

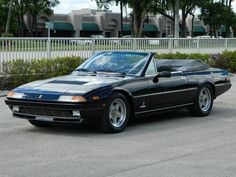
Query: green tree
xmin=96 ymin=0 xmax=154 ymax=37
xmin=96 ymin=0 xmax=113 ymax=10
xmin=95 ymin=0 xmax=128 ymax=37
xmin=5 ymin=0 xmax=13 ymax=35
xmin=0 ymin=0 xmax=8 ymax=33
xmin=200 ymin=1 xmax=236 ymax=37
xmin=13 ymin=0 xmax=28 ymax=36
xmin=0 ymin=0 xmax=22 ymax=36
xmin=150 ymin=0 xmax=205 ymax=38
xmin=150 ymin=0 xmax=174 ymax=22
xmin=221 ymin=0 xmax=235 ymax=37
xmin=130 ymin=0 xmax=154 ymax=37
xmin=180 ymin=0 xmax=205 ymax=37
xmin=24 ymin=0 xmax=59 ymax=36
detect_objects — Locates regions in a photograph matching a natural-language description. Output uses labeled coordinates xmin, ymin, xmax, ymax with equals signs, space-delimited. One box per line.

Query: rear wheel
xmin=190 ymin=85 xmax=213 ymax=117
xmin=28 ymin=120 xmax=52 ymax=128
xmin=97 ymin=93 xmax=130 ymax=133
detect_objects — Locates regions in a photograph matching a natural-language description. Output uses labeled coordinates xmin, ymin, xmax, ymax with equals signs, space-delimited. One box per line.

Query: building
xmin=24 ymin=8 xmax=232 ymax=38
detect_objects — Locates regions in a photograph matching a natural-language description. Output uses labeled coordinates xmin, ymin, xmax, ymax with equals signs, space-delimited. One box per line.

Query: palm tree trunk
xmin=5 ymin=0 xmax=13 ymax=35
xmin=191 ymin=13 xmax=195 ymax=37
xmin=181 ymin=14 xmax=188 ymax=38
xmin=120 ymin=1 xmax=123 ymax=37
xmin=174 ymin=0 xmax=180 ymax=38
xmin=133 ymin=1 xmax=142 ymax=37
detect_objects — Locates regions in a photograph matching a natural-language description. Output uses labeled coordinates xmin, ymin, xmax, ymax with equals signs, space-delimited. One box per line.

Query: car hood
xmin=13 ymin=74 xmax=127 ymax=101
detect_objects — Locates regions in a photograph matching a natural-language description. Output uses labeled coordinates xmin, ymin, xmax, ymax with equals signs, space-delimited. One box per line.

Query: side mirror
xmin=153 ymin=71 xmax=171 ymax=83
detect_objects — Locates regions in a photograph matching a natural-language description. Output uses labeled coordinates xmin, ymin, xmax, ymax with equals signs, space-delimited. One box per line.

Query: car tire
xmin=28 ymin=120 xmax=52 ymax=128
xmin=190 ymin=85 xmax=213 ymax=117
xmin=97 ymin=93 xmax=130 ymax=133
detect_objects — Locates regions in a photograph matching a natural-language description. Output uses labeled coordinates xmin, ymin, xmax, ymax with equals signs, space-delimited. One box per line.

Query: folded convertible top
xmin=156 ymin=59 xmax=209 ymax=72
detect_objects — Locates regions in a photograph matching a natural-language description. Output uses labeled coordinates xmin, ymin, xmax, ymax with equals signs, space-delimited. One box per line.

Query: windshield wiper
xmin=94 ymin=69 xmax=126 ymax=76
xmin=76 ymin=68 xmax=97 ymax=73
xmin=76 ymin=68 xmax=91 ymax=72
xmin=75 ymin=68 xmax=97 ymax=75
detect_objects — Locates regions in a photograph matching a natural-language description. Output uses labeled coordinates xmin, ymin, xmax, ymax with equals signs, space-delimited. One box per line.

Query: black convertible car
xmin=5 ymin=51 xmax=231 ymax=133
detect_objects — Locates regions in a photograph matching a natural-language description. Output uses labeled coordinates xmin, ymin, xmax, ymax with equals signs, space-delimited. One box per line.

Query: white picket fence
xmin=1 ymin=37 xmax=236 ymax=73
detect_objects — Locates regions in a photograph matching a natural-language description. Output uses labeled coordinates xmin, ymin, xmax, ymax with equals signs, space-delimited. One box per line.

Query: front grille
xmin=19 ymin=107 xmax=73 ymax=118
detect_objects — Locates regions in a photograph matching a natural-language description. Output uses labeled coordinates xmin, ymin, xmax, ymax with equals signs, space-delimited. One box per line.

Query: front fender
xmin=112 ymin=87 xmax=133 ymax=97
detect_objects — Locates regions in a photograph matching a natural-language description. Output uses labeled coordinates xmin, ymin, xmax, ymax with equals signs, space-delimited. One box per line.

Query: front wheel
xmin=97 ymin=93 xmax=131 ymax=133
xmin=190 ymin=85 xmax=213 ymax=117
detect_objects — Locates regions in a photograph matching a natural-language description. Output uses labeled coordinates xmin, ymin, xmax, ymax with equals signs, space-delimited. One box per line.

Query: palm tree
xmin=4 ymin=0 xmax=13 ymax=35
xmin=95 ymin=0 xmax=128 ymax=37
xmin=174 ymin=0 xmax=179 ymax=38
xmin=118 ymin=0 xmax=128 ymax=37
xmin=25 ymin=0 xmax=59 ymax=36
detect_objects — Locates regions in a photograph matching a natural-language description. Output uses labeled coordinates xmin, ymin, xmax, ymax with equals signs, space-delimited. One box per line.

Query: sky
xmin=53 ymin=0 xmax=236 ymax=14
xmin=53 ymin=0 xmax=121 ymax=14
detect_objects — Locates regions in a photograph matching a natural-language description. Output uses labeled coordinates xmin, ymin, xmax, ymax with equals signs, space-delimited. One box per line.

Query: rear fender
xmin=199 ymin=80 xmax=216 ymax=98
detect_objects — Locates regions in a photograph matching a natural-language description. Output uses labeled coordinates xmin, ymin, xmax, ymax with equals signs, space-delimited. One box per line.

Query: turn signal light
xmin=92 ymin=96 xmax=100 ymax=101
xmin=58 ymin=95 xmax=87 ymax=103
xmin=72 ymin=96 xmax=87 ymax=103
xmin=7 ymin=91 xmax=15 ymax=97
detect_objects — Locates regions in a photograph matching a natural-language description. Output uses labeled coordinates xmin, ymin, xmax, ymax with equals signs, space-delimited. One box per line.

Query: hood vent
xmin=48 ymin=80 xmax=88 ymax=85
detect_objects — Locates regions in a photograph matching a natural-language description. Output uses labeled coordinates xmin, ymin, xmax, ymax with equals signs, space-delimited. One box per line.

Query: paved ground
xmin=0 ymin=77 xmax=236 ymax=177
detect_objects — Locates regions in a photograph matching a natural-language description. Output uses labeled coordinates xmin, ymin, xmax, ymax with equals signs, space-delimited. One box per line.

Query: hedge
xmin=1 ymin=56 xmax=84 ymax=89
xmin=155 ymin=51 xmax=236 ymax=72
xmin=1 ymin=51 xmax=236 ymax=90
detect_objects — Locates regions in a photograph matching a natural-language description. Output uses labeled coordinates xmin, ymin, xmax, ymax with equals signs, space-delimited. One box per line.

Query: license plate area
xmin=35 ymin=116 xmax=54 ymax=122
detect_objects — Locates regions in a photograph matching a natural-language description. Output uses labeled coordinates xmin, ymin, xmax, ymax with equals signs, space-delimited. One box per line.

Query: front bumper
xmin=5 ymin=99 xmax=105 ymax=124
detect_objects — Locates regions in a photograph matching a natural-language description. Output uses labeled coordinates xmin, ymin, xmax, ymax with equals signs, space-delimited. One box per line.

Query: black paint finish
xmin=5 ymin=52 xmax=231 ymax=124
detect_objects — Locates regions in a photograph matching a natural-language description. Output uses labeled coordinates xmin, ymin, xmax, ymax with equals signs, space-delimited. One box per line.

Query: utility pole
xmin=5 ymin=0 xmax=13 ymax=35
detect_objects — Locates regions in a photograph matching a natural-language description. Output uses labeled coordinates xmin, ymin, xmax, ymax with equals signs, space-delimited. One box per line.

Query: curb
xmin=0 ymin=91 xmax=9 ymax=97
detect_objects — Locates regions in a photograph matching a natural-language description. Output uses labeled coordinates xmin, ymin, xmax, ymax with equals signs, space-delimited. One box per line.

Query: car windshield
xmin=75 ymin=52 xmax=150 ymax=76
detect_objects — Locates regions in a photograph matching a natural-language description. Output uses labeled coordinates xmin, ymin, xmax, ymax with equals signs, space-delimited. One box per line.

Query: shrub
xmin=1 ymin=33 xmax=14 ymax=37
xmin=155 ymin=52 xmax=212 ymax=65
xmin=221 ymin=51 xmax=236 ymax=72
xmin=1 ymin=56 xmax=84 ymax=89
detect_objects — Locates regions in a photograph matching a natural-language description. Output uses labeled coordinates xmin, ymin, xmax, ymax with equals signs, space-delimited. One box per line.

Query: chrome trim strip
xmin=134 ymin=88 xmax=198 ymax=98
xmin=13 ymin=114 xmax=84 ymax=123
xmin=215 ymin=83 xmax=231 ymax=87
xmin=13 ymin=112 xmax=80 ymax=120
xmin=135 ymin=103 xmax=194 ymax=115
xmin=171 ymin=71 xmax=183 ymax=75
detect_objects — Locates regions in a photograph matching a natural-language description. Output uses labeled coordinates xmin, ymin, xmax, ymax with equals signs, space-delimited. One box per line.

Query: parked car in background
xmin=90 ymin=34 xmax=105 ymax=39
xmin=122 ymin=35 xmax=133 ymax=45
xmin=148 ymin=39 xmax=160 ymax=45
xmin=69 ymin=39 xmax=92 ymax=45
xmin=90 ymin=35 xmax=105 ymax=44
xmin=109 ymin=37 xmax=121 ymax=45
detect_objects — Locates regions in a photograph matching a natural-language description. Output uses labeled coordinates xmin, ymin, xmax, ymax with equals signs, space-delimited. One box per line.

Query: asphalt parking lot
xmin=0 ymin=76 xmax=236 ymax=177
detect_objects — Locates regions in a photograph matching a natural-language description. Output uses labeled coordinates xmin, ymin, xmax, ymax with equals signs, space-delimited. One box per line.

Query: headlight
xmin=58 ymin=95 xmax=87 ymax=103
xmin=7 ymin=91 xmax=25 ymax=99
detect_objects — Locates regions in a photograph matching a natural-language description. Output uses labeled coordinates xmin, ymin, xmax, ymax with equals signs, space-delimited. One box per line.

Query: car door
xmin=136 ymin=58 xmax=193 ymax=114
